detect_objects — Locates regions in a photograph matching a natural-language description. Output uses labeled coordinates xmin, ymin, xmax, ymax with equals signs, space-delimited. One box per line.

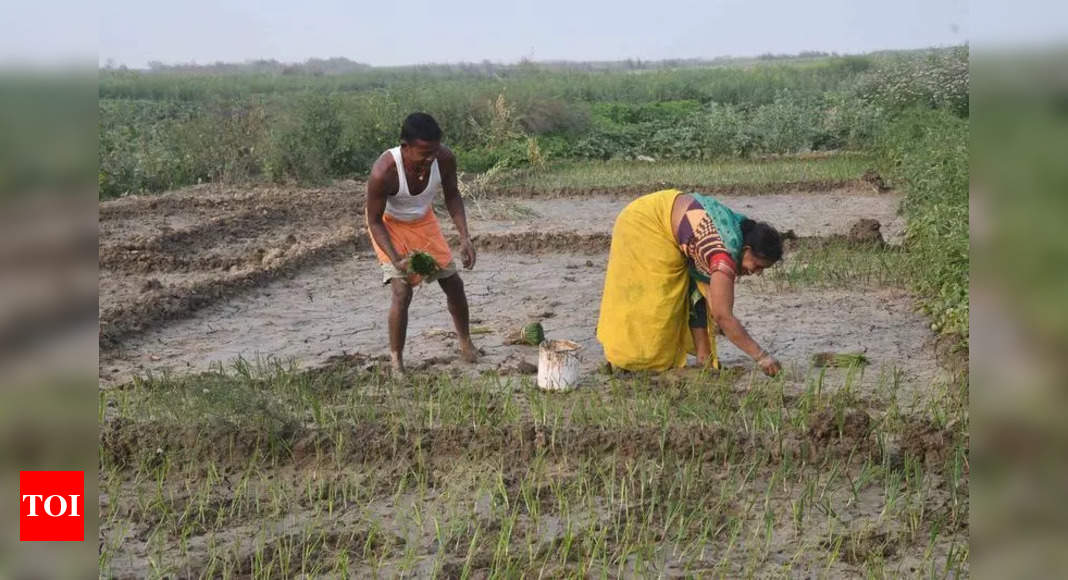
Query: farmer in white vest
xmin=365 ymin=113 xmax=478 ymax=376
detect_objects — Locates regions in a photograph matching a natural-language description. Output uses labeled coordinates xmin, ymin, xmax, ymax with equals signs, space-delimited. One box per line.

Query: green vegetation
xmin=765 ymin=240 xmax=912 ymax=290
xmin=100 ymin=358 xmax=968 ymax=577
xmin=491 ymin=153 xmax=872 ymax=192
xmin=875 ymin=108 xmax=969 ymax=339
xmin=98 ymin=47 xmax=966 ymax=199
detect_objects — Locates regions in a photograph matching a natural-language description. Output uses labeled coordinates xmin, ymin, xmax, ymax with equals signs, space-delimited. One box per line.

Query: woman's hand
xmin=757 ymin=352 xmax=781 ymax=377
xmin=708 ymin=272 xmax=774 ymax=375
xmin=392 ymin=256 xmax=411 ymax=274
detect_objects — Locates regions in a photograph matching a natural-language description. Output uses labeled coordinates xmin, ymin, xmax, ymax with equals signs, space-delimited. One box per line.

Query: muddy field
xmin=99 ymin=178 xmax=968 ymax=577
xmin=99 ymin=181 xmax=910 ymax=384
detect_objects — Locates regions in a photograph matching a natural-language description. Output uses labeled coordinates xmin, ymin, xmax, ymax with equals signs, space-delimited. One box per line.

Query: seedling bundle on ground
xmin=812 ymin=351 xmax=871 ymax=368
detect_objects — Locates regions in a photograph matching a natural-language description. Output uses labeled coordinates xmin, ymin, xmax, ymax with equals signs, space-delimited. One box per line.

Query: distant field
xmin=489 ymin=154 xmax=874 ymax=192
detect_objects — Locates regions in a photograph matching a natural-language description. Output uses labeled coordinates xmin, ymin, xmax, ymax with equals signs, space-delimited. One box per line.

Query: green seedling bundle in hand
xmin=409 ymin=251 xmax=440 ymax=276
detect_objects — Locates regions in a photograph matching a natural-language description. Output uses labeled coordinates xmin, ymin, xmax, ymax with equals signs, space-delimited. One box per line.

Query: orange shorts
xmin=368 ymin=209 xmax=455 ymax=285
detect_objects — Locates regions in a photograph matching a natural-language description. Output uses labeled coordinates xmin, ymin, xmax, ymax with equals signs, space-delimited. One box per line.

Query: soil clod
xmin=140 ymin=279 xmax=163 ymax=293
xmin=862 ymin=169 xmax=891 ymax=192
xmin=847 ymin=218 xmax=884 ymax=245
xmin=808 ymin=408 xmax=873 ymax=441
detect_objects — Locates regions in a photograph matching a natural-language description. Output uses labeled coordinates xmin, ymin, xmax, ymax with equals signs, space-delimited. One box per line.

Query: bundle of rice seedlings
xmin=521 ymin=322 xmax=545 ymax=345
xmin=812 ymin=352 xmax=870 ymax=368
xmin=504 ymin=321 xmax=546 ymax=346
xmin=409 ymin=251 xmax=439 ymax=276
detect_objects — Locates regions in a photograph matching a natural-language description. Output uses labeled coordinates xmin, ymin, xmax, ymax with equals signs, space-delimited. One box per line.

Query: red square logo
xmin=20 ymin=471 xmax=84 ymax=541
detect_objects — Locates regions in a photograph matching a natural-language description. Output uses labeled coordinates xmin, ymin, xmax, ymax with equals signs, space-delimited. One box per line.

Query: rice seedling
xmin=812 ymin=351 xmax=871 ymax=368
xmin=100 ymin=309 xmax=967 ymax=577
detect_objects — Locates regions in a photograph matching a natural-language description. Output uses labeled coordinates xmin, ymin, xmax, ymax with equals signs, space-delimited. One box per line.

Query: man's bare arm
xmin=366 ymin=154 xmax=403 ymax=266
xmin=438 ymin=148 xmax=476 ymax=269
xmin=438 ymin=148 xmax=470 ymax=240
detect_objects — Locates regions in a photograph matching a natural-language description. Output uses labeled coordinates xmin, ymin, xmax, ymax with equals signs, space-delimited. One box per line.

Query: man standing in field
xmin=366 ymin=113 xmax=478 ymax=376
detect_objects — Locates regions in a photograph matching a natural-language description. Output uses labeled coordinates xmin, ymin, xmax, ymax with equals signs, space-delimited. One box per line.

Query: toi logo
xmin=20 ymin=471 xmax=84 ymax=542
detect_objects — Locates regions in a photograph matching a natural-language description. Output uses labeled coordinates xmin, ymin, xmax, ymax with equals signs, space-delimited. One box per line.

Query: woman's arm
xmin=706 ymin=272 xmax=781 ymax=376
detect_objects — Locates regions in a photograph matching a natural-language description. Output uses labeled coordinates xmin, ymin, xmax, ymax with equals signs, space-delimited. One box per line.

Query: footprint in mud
xmin=496 ymin=356 xmax=538 ymax=376
xmin=408 ymin=355 xmax=459 ymax=372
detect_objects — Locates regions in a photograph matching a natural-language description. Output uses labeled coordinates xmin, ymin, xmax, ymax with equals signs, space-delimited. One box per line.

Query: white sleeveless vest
xmin=384 ymin=146 xmax=441 ymax=221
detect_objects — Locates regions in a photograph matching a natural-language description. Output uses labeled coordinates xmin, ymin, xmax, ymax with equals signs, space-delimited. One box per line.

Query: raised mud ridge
xmin=100 ymin=231 xmax=363 ymax=351
xmin=488 ymin=178 xmax=880 ymax=199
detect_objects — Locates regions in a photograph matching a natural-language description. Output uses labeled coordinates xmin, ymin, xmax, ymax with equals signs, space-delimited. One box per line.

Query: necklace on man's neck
xmin=407 ymin=158 xmax=428 ymax=181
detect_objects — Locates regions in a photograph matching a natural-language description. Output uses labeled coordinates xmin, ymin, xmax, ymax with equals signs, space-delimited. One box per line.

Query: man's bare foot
xmin=459 ymin=340 xmax=479 ymax=363
xmin=390 ymin=352 xmax=406 ymax=378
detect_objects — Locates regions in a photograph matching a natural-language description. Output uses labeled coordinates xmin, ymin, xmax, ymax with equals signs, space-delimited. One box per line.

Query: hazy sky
xmin=97 ymin=0 xmax=972 ymax=68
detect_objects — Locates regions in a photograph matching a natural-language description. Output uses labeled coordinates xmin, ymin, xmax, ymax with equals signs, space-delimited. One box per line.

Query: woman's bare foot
xmin=460 ymin=340 xmax=479 ymax=363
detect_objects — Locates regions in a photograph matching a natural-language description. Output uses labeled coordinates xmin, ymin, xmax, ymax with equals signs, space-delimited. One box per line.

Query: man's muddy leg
xmin=389 ymin=278 xmax=413 ymax=375
xmin=439 ymin=274 xmax=477 ymax=363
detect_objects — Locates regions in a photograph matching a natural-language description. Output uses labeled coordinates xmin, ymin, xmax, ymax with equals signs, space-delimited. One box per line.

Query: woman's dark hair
xmin=401 ymin=112 xmax=442 ymax=142
xmin=740 ymin=219 xmax=783 ymax=262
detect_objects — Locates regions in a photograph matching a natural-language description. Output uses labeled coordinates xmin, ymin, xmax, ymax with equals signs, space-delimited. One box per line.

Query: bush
xmin=854 ymin=47 xmax=969 ymax=118
xmin=591 ymin=100 xmax=702 ymax=126
xmin=516 ymin=98 xmax=590 ymax=135
xmin=701 ymin=103 xmax=749 ymax=158
xmin=876 ymin=107 xmax=969 ymax=337
xmin=265 ymin=96 xmax=353 ymax=183
xmin=455 ymin=147 xmax=502 ymax=173
xmin=819 ymin=92 xmax=885 ymax=150
xmin=172 ymin=100 xmax=270 ymax=184
xmin=748 ymin=92 xmax=822 ymax=154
